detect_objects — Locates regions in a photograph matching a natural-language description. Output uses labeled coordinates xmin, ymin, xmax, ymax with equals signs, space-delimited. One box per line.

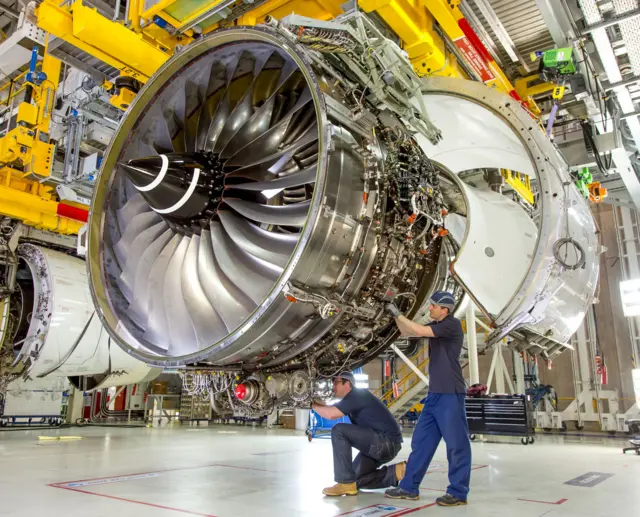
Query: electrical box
xmin=541 ymin=48 xmax=576 ymax=76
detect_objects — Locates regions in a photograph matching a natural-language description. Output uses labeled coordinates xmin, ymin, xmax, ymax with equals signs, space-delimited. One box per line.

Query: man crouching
xmin=312 ymin=372 xmax=406 ymax=496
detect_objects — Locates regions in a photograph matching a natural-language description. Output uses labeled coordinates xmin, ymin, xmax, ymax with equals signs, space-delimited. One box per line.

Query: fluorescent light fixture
xmin=620 ymin=278 xmax=640 ymax=316
xmin=353 ymin=373 xmax=369 ymax=381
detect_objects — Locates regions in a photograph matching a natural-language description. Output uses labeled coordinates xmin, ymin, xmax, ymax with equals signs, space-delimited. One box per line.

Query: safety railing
xmin=0 ymin=70 xmax=29 ymax=108
xmin=374 ymin=354 xmax=430 ymax=408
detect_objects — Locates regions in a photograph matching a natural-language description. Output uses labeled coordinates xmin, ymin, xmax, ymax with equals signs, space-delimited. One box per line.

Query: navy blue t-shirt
xmin=427 ymin=315 xmax=466 ymax=394
xmin=336 ymin=388 xmax=403 ymax=443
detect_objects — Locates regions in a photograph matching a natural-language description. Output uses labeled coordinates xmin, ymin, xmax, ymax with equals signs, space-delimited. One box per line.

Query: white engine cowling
xmin=5 ymin=244 xmax=160 ymax=390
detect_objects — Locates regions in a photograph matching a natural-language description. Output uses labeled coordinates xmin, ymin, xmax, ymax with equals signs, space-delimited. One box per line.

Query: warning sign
xmin=337 ymin=504 xmax=409 ymax=517
xmin=454 ymin=36 xmax=495 ymax=83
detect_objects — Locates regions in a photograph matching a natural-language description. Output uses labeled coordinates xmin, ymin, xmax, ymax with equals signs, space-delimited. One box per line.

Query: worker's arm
xmin=395 ymin=315 xmax=435 ymax=338
xmin=312 ymin=402 xmax=344 ymax=420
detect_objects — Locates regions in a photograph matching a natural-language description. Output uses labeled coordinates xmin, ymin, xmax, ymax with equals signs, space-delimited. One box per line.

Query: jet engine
xmin=0 ymin=243 xmax=161 ymax=393
xmin=87 ymin=14 xmax=599 ymax=414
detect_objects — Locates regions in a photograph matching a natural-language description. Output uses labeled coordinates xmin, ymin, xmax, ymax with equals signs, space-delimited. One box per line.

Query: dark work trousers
xmin=331 ymin=423 xmax=402 ymax=489
xmin=399 ymin=393 xmax=471 ymax=500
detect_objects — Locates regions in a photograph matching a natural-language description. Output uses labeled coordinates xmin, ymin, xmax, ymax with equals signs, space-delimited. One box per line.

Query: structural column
xmin=466 ymin=300 xmax=480 ymax=385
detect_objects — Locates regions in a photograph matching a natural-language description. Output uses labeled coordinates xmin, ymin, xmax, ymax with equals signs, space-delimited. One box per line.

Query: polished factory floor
xmin=0 ymin=424 xmax=637 ymax=516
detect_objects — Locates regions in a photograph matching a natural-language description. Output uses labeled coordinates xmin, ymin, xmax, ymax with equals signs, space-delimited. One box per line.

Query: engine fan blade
xmin=128 ymin=229 xmax=173 ymax=330
xmin=198 ymin=229 xmax=254 ymax=332
xmin=223 ymin=198 xmax=310 ymax=227
xmin=163 ymin=235 xmax=198 ymax=355
xmin=229 ymin=164 xmax=316 ymax=191
xmin=143 ymin=233 xmax=182 ymax=349
xmin=118 ymin=220 xmax=168 ymax=301
xmin=218 ymin=210 xmax=298 ymax=268
xmin=225 ymin=124 xmax=317 ymax=168
xmin=114 ymin=210 xmax=162 ymax=267
xmin=210 ymin=221 xmax=282 ymax=305
xmin=116 ymin=193 xmax=152 ymax=234
xmin=223 ymin=90 xmax=313 ymax=166
xmin=181 ymin=235 xmax=227 ymax=349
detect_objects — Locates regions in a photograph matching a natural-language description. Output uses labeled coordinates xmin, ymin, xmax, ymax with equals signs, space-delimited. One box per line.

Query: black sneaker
xmin=385 ymin=487 xmax=419 ymax=501
xmin=436 ymin=493 xmax=467 ymax=506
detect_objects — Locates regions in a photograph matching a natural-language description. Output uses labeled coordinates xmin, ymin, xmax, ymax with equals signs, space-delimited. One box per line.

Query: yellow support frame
xmin=358 ymin=0 xmax=463 ymax=77
xmin=37 ymin=0 xmax=171 ymax=81
xmin=501 ymin=169 xmax=534 ymax=205
xmin=0 ymin=170 xmax=83 ymax=235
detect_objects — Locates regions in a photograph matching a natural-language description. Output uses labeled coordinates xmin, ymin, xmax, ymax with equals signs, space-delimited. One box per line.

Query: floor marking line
xmin=424 ymin=464 xmax=488 ymax=475
xmin=518 ymin=498 xmax=568 ymax=505
xmin=48 ymin=462 xmax=272 ymax=487
xmin=420 ymin=487 xmax=446 ymax=492
xmin=55 ymin=472 xmax=161 ymax=488
xmin=49 ymin=485 xmax=218 ymax=516
xmin=392 ymin=503 xmax=438 ymax=515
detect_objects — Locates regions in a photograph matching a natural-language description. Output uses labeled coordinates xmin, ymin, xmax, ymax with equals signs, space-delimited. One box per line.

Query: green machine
xmin=532 ymin=47 xmax=577 ymax=82
xmin=574 ymin=167 xmax=593 ymax=200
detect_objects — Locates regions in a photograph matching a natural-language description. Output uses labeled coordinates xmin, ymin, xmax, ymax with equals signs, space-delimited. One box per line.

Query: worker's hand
xmin=385 ymin=303 xmax=402 ymax=318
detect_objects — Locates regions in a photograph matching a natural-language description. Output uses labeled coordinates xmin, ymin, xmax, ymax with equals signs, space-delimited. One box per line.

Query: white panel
xmin=445 ymin=213 xmax=467 ymax=245
xmin=2 ymin=378 xmax=68 ymax=417
xmin=526 ymin=185 xmax=600 ymax=341
xmin=18 ymin=246 xmax=160 ymax=387
xmin=414 ymin=79 xmax=600 ymax=349
xmin=451 ymin=182 xmax=537 ymax=315
xmin=415 ymin=94 xmax=535 ymax=175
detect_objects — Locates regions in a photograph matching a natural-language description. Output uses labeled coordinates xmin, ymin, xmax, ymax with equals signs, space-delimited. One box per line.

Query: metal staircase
xmin=373 ymin=350 xmax=430 ymax=420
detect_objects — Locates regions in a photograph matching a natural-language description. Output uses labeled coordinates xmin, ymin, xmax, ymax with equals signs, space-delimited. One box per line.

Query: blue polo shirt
xmin=336 ymin=388 xmax=403 ymax=443
xmin=427 ymin=315 xmax=466 ymax=394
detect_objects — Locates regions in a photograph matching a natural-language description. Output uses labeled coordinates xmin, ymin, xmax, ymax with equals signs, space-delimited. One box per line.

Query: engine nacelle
xmin=1 ymin=244 xmax=161 ymax=392
xmin=85 ymin=18 xmax=598 ymax=411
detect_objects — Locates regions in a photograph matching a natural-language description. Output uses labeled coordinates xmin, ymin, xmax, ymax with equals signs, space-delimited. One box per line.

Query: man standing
xmin=313 ymin=372 xmax=406 ymax=496
xmin=384 ymin=291 xmax=471 ymax=507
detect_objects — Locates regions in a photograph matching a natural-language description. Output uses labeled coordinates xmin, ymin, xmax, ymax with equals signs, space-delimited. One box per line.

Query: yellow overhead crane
xmin=0 ymin=0 xmax=542 ymax=238
xmin=0 ymin=36 xmax=88 ymax=236
xmin=35 ymin=0 xmax=528 ymax=103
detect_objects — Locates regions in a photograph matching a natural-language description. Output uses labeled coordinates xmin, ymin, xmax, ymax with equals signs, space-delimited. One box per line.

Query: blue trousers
xmin=399 ymin=393 xmax=471 ymax=500
xmin=331 ymin=423 xmax=401 ymax=488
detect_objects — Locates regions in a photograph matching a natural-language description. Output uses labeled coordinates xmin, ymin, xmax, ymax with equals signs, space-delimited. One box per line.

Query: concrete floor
xmin=0 ymin=425 xmax=637 ymax=516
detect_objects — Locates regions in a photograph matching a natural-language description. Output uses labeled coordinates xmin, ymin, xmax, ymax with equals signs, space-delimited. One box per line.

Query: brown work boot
xmin=394 ymin=461 xmax=407 ymax=485
xmin=322 ymin=482 xmax=358 ymax=496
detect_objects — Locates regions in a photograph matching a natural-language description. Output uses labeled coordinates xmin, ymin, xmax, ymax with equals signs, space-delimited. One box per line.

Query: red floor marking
xmin=471 ymin=464 xmax=489 ymax=471
xmin=51 ymin=485 xmax=218 ymax=516
xmin=48 ymin=463 xmax=271 ymax=487
xmin=518 ymin=498 xmax=568 ymax=505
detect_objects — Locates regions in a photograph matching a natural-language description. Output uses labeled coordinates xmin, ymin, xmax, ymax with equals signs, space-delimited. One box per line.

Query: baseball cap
xmin=429 ymin=291 xmax=455 ymax=311
xmin=334 ymin=371 xmax=356 ymax=385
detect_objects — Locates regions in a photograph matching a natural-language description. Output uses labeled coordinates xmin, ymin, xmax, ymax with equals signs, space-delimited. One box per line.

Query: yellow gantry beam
xmin=358 ymin=0 xmax=463 ymax=77
xmin=37 ymin=0 xmax=171 ymax=81
xmin=0 ymin=171 xmax=83 ymax=235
